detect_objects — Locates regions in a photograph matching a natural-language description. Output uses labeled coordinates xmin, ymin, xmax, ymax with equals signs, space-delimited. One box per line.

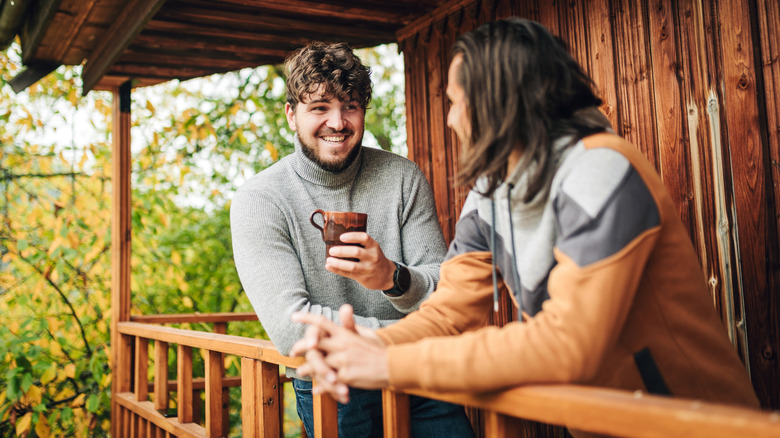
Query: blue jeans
xmin=293 ymin=379 xmax=475 ymax=438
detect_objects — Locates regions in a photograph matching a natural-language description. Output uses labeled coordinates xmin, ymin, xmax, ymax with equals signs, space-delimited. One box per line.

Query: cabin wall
xmin=398 ymin=0 xmax=779 ymax=411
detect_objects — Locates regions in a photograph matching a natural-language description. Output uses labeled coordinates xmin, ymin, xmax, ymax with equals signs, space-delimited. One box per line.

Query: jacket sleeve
xmin=230 ymin=188 xmax=396 ymax=355
xmin=381 ymin=155 xmax=663 ymax=392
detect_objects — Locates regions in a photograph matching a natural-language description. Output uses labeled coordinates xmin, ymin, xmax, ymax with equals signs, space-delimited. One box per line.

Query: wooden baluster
xmin=117 ymin=334 xmax=134 ymax=393
xmin=382 ymin=389 xmax=410 ymax=438
xmin=313 ymin=381 xmax=338 ymax=438
xmin=178 ymin=345 xmax=193 ymax=424
xmin=484 ymin=410 xmax=524 ymax=437
xmin=154 ymin=341 xmax=169 ymax=414
xmin=214 ymin=322 xmax=230 ymax=431
xmin=241 ymin=358 xmax=282 ymax=437
xmin=135 ymin=337 xmax=149 ymax=402
xmin=206 ymin=350 xmax=225 ymax=437
xmin=241 ymin=358 xmax=260 ymax=438
xmin=259 ymin=361 xmax=281 ymax=436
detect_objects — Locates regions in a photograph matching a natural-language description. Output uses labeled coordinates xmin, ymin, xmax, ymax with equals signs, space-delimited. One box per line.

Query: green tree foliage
xmin=1 ymin=40 xmax=405 ymax=437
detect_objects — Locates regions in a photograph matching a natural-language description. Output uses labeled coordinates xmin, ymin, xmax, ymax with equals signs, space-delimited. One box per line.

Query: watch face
xmin=397 ymin=265 xmax=411 ymax=292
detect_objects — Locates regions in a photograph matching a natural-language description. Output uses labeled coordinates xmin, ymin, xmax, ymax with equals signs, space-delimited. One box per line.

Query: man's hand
xmin=290 ymin=304 xmax=390 ymax=403
xmin=326 ymin=232 xmax=396 ymax=291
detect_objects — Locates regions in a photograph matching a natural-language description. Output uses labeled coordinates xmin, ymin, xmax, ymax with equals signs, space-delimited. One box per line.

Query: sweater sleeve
xmin=383 ymin=164 xmax=448 ymax=313
xmin=231 ymin=188 xmax=396 ymax=355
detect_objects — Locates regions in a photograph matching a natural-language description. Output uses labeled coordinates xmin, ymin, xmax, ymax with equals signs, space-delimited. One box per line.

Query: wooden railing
xmin=113 ymin=313 xmax=780 ymax=437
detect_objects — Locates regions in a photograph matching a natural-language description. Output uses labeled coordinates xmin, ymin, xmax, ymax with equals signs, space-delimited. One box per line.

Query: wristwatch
xmin=383 ymin=261 xmax=411 ymax=296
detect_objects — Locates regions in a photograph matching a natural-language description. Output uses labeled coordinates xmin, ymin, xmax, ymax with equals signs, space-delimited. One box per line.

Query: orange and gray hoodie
xmin=376 ymin=132 xmax=759 ymax=409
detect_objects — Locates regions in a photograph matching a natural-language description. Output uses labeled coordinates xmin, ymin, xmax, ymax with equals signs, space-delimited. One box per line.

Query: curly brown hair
xmin=284 ymin=41 xmax=372 ymax=110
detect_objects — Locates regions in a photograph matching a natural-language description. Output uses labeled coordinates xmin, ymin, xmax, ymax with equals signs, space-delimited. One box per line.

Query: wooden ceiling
xmin=6 ymin=0 xmax=450 ymax=94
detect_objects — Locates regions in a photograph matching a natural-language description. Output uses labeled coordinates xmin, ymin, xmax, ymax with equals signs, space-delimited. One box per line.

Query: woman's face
xmin=446 ymin=54 xmax=471 ymax=145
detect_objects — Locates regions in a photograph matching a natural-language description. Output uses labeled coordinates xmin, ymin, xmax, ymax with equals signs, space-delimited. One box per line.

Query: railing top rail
xmin=129 ymin=312 xmax=259 ymax=324
xmin=117 ymin=321 xmax=303 ymax=368
xmin=402 ymin=384 xmax=780 ymax=438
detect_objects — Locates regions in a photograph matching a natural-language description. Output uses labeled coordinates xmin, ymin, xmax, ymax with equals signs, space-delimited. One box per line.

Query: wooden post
xmin=313 ymin=381 xmax=338 ymax=438
xmin=484 ymin=411 xmax=524 ymax=437
xmin=135 ymin=337 xmax=149 ymax=401
xmin=241 ymin=359 xmax=282 ymax=437
xmin=110 ymin=80 xmax=132 ymax=437
xmin=214 ymin=322 xmax=230 ymax=430
xmin=178 ymin=345 xmax=193 ymax=424
xmin=241 ymin=358 xmax=260 ymax=438
xmin=154 ymin=341 xmax=169 ymax=414
xmin=382 ymin=389 xmax=410 ymax=438
xmin=206 ymin=350 xmax=224 ymax=437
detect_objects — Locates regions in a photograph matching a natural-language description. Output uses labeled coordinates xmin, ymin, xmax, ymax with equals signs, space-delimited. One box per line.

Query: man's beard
xmin=300 ymin=136 xmax=362 ymax=173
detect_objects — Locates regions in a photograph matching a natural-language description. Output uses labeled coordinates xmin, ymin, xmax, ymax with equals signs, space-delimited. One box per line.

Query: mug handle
xmin=310 ymin=209 xmax=325 ymax=234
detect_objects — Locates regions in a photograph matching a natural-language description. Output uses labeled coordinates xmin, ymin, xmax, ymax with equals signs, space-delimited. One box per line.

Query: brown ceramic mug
xmin=310 ymin=209 xmax=368 ymax=261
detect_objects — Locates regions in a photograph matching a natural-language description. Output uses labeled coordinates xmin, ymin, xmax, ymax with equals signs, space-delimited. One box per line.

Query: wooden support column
xmin=110 ymin=80 xmax=133 ymax=438
xmin=382 ymin=389 xmax=410 ymax=438
xmin=313 ymin=382 xmax=338 ymax=438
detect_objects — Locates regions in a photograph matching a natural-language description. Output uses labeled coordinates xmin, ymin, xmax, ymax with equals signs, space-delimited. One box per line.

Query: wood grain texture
xmin=396 ymin=0 xmax=779 ymax=412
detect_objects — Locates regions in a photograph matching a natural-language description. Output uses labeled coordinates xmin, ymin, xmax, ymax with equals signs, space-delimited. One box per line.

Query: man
xmin=230 ymin=41 xmax=473 ymax=437
xmin=289 ymin=18 xmax=760 ymax=434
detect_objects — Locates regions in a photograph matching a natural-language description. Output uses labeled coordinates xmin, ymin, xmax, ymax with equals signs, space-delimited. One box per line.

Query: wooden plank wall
xmin=398 ymin=0 xmax=780 ymax=418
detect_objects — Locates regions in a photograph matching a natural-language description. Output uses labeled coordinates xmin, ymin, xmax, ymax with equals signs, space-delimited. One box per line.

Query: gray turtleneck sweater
xmin=230 ymin=136 xmax=447 ymax=355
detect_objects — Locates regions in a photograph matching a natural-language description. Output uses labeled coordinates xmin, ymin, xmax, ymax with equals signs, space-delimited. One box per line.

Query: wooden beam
xmin=8 ymin=62 xmax=58 ymax=93
xmin=153 ymin=5 xmax=396 ymax=42
xmin=207 ymin=0 xmax=420 ymax=23
xmin=81 ymin=0 xmax=167 ymax=94
xmin=18 ymin=0 xmax=61 ymax=63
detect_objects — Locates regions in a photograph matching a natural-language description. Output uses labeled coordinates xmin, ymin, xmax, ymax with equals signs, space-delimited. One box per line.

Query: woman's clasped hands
xmin=290 ymin=304 xmax=390 ymax=404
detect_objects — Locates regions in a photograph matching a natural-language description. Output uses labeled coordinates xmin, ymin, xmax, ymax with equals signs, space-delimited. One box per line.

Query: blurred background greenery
xmin=0 ymin=40 xmax=405 ymax=437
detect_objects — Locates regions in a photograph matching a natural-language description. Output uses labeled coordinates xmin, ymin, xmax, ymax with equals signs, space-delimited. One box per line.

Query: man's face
xmin=446 ymin=54 xmax=471 ymax=145
xmin=285 ymin=85 xmax=365 ymax=172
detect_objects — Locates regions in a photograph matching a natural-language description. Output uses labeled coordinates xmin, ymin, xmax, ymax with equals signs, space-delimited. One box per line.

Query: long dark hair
xmin=453 ymin=18 xmax=611 ymax=200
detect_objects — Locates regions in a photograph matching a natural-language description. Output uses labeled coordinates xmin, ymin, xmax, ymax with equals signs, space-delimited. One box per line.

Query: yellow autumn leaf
xmin=146 ymin=100 xmax=155 ymax=112
xmin=41 ymin=363 xmax=58 ymax=385
xmin=24 ymin=385 xmax=42 ymax=404
xmin=182 ymin=296 xmax=194 ymax=308
xmin=78 ymin=151 xmax=89 ymax=170
xmin=265 ymin=141 xmax=278 ymax=161
xmin=16 ymin=412 xmax=32 ymax=436
xmin=71 ymin=393 xmax=86 ymax=407
xmin=64 ymin=363 xmax=76 ymax=379
xmin=35 ymin=415 xmax=51 ymax=437
xmin=171 ymin=251 xmax=181 ymax=265
xmin=47 ymin=236 xmax=64 ymax=256
xmin=84 ymin=245 xmax=103 ymax=265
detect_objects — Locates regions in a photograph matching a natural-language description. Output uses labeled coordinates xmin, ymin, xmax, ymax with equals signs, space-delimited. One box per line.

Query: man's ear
xmin=285 ymin=103 xmax=297 ymax=131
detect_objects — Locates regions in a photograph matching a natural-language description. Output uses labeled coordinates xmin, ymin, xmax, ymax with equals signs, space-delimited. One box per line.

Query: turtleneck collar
xmin=291 ymin=133 xmax=364 ymax=187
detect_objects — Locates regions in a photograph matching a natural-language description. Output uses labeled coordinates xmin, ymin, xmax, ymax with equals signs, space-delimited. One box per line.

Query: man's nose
xmin=325 ymin=109 xmax=346 ymax=131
